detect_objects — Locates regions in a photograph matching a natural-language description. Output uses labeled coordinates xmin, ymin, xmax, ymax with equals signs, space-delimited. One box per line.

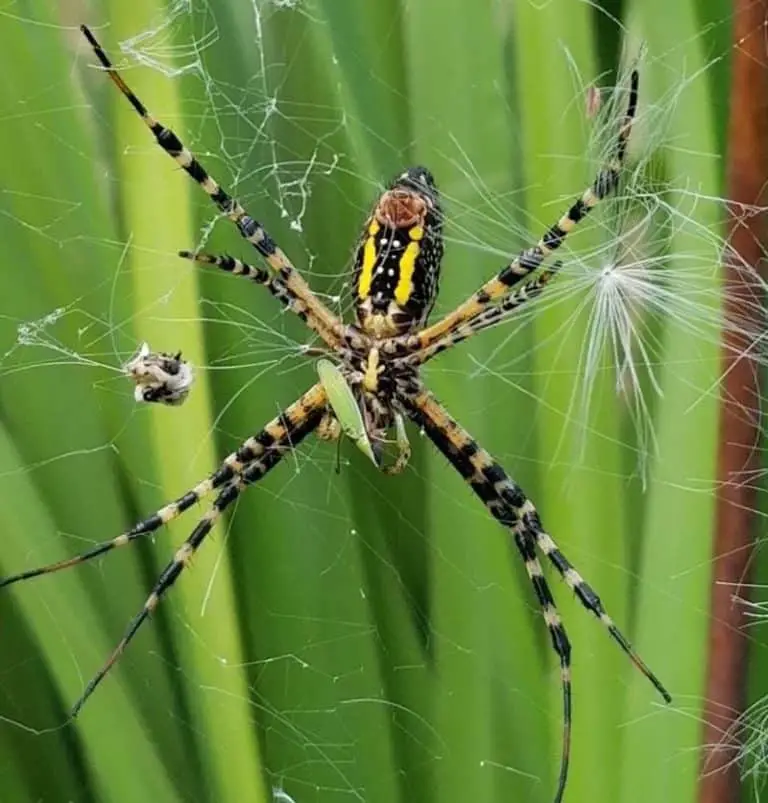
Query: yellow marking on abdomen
xmin=357 ymin=220 xmax=380 ymax=299
xmin=394 ymin=225 xmax=423 ymax=305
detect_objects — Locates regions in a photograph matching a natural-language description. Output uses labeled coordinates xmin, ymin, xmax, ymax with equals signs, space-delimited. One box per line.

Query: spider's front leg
xmin=401 ymin=263 xmax=562 ymax=369
xmin=390 ymin=70 xmax=639 ymax=360
xmin=177 ymin=251 xmax=347 ymax=350
xmin=81 ymin=26 xmax=346 ymax=352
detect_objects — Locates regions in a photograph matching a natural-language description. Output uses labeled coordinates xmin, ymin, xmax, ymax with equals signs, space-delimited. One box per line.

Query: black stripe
xmin=213 ymin=484 xmax=240 ymax=512
xmin=131 ymin=514 xmax=162 ymax=535
xmin=212 ymin=463 xmax=237 ymax=487
xmin=516 ymin=248 xmax=543 ymax=275
xmin=186 ymin=159 xmax=209 ymax=184
xmin=549 ymin=622 xmax=572 ymax=659
xmin=259 ymin=232 xmax=277 ymax=256
xmin=156 ymin=555 xmax=186 ymax=588
xmin=211 ymin=188 xmax=232 ymax=208
xmin=470 ymin=477 xmax=498 ymax=502
xmin=154 ymin=126 xmax=183 ymax=156
xmin=530 ymin=573 xmax=556 ymax=607
xmin=567 ymin=198 xmax=589 ymax=224
xmin=481 ymin=461 xmax=508 ymax=486
xmin=593 ymin=168 xmax=618 ymax=200
xmin=276 ymin=412 xmax=294 ymax=434
xmin=542 ymin=224 xmax=567 ymax=251
xmin=176 ymin=491 xmax=201 ymax=513
xmin=252 ymin=430 xmax=276 ymax=451
xmin=499 ymin=483 xmax=527 ymax=510
xmin=237 ymin=216 xmax=262 ymax=240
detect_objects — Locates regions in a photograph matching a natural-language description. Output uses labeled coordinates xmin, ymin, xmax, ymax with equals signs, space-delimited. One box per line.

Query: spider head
xmin=353 ymin=166 xmax=444 ymax=338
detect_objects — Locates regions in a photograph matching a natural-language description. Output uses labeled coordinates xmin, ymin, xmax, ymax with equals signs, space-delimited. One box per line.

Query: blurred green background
xmin=0 ymin=1 xmax=757 ymax=803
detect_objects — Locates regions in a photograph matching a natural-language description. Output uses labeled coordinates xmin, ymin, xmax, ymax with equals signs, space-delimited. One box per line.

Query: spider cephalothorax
xmin=353 ymin=166 xmax=444 ymax=338
xmin=2 ymin=30 xmax=668 ymax=803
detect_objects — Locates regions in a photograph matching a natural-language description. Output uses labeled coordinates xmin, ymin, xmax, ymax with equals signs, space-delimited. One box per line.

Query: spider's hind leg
xmin=0 ymin=385 xmax=328 ymax=589
xmin=520 ymin=507 xmax=672 ymax=703
xmin=65 ymin=383 xmax=327 ymax=715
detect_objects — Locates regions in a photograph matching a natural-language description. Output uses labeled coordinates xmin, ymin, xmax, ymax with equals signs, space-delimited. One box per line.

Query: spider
xmin=0 ymin=25 xmax=671 ymax=803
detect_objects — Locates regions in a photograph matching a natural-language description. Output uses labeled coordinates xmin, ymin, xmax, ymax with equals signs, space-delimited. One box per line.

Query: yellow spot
xmin=357 ymin=220 xmax=380 ymax=299
xmin=394 ymin=226 xmax=423 ymax=305
xmin=485 ymin=277 xmax=507 ymax=301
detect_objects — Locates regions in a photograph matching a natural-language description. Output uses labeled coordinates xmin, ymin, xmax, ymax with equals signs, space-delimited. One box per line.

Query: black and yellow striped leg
xmin=80 ymin=25 xmax=344 ymax=349
xmin=399 ymin=385 xmax=670 ymax=803
xmin=402 ymin=263 xmax=561 ymax=367
xmin=401 ymin=387 xmax=573 ymax=802
xmin=514 ymin=528 xmax=572 ymax=803
xmin=177 ymin=251 xmax=345 ymax=343
xmin=0 ymin=469 xmax=236 ymax=588
xmin=68 ymin=384 xmax=326 ymax=716
xmin=520 ymin=507 xmax=672 ymax=704
xmin=0 ymin=384 xmax=328 ymax=587
xmin=178 ymin=251 xmax=271 ymax=284
xmin=401 ymin=387 xmax=671 ymax=700
xmin=391 ymin=70 xmax=639 ymax=355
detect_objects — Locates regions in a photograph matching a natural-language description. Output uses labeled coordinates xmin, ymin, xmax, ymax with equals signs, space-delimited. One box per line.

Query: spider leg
xmin=0 ymin=384 xmax=328 ymax=588
xmin=401 ymin=386 xmax=573 ymax=801
xmin=402 ymin=386 xmax=670 ymax=698
xmin=515 ymin=528 xmax=572 ymax=803
xmin=399 ymin=385 xmax=670 ymax=802
xmin=178 ymin=251 xmax=335 ymax=340
xmin=391 ymin=70 xmax=638 ymax=356
xmin=80 ymin=25 xmax=345 ymax=350
xmin=177 ymin=251 xmax=271 ymax=284
xmin=68 ymin=384 xmax=326 ymax=716
xmin=403 ymin=264 xmax=560 ymax=367
xmin=522 ymin=509 xmax=671 ymax=703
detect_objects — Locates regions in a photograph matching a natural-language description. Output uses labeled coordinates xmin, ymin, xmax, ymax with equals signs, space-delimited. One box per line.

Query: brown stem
xmin=699 ymin=4 xmax=768 ymax=802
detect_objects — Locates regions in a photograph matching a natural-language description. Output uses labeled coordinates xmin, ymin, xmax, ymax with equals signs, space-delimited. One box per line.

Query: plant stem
xmin=699 ymin=3 xmax=768 ymax=801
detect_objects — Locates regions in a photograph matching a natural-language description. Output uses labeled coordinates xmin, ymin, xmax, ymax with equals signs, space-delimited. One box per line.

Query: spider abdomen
xmin=354 ymin=167 xmax=444 ymax=337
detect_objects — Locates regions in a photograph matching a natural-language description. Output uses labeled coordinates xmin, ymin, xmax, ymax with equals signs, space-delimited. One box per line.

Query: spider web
xmin=0 ymin=2 xmax=766 ymax=803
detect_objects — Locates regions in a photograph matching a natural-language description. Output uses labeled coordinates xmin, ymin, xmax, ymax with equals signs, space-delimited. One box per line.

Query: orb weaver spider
xmin=1 ymin=26 xmax=671 ymax=803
